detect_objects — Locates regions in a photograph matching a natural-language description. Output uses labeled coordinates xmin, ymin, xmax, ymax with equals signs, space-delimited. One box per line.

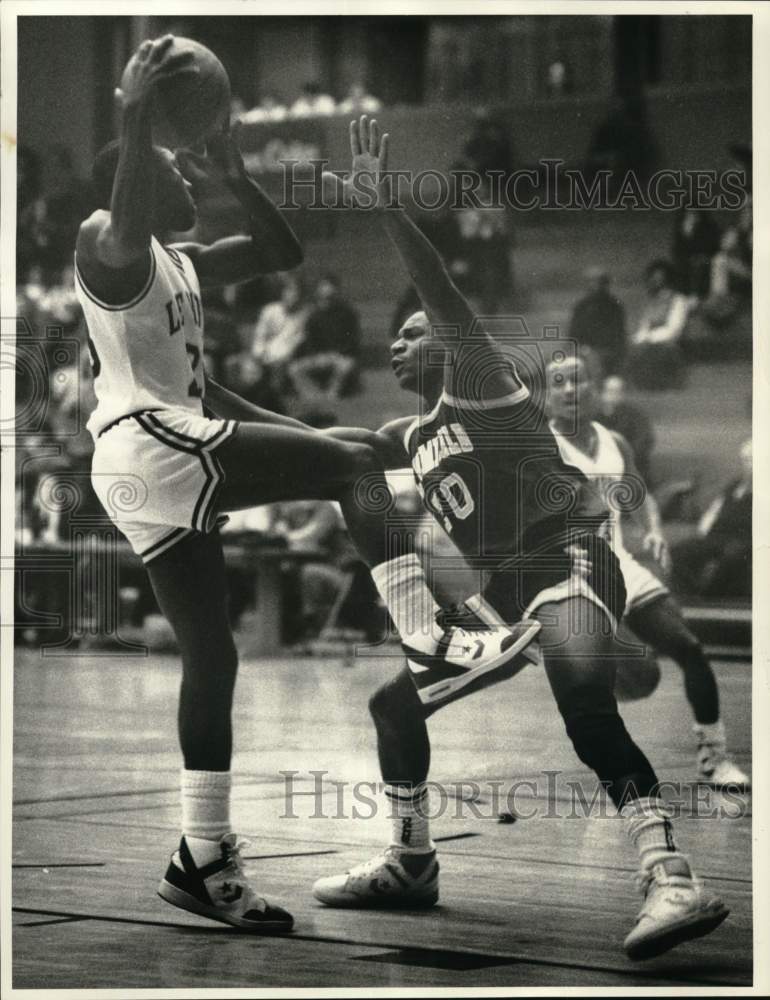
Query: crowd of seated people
xmin=237 ymin=80 xmax=382 ymax=125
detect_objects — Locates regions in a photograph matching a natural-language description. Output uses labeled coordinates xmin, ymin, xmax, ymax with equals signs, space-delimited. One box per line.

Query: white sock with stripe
xmin=385 ymin=784 xmax=434 ymax=854
xmin=621 ymin=796 xmax=683 ymax=871
xmin=180 ymin=769 xmax=232 ymax=867
xmin=370 ymin=554 xmax=442 ymax=655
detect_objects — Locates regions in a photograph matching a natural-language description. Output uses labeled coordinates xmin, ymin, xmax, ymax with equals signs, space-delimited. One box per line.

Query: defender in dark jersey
xmin=312 ymin=117 xmax=728 ymax=961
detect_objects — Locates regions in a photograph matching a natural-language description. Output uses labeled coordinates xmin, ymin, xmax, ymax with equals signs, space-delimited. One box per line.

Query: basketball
xmin=122 ymin=36 xmax=231 ymax=149
xmin=614 ymin=647 xmax=662 ymax=702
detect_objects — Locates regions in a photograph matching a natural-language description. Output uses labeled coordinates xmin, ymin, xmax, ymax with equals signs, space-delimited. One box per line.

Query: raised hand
xmin=115 ymin=35 xmax=200 ymax=111
xmin=322 ymin=114 xmax=391 ymax=209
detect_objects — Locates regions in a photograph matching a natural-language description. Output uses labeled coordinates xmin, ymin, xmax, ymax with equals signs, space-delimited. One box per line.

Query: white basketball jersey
xmin=74 ymin=236 xmax=205 ymax=438
xmin=549 ymin=420 xmax=631 ymax=556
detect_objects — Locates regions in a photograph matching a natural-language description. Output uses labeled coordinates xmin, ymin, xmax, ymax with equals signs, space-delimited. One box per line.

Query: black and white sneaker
xmin=158 ymin=834 xmax=294 ymax=933
xmin=405 ymin=600 xmax=541 ymax=711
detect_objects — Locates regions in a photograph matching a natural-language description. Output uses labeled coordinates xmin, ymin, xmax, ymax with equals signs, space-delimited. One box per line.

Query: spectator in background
xmin=568 ymin=267 xmax=627 ymax=375
xmin=290 ymin=81 xmax=336 ymax=118
xmin=546 ymin=58 xmax=572 ymax=96
xmin=455 ymin=175 xmax=514 ymax=311
xmin=702 ymin=197 xmax=752 ymax=329
xmin=221 ymin=352 xmax=286 ymax=415
xmin=627 ymin=259 xmax=690 ymax=389
xmin=199 ymin=287 xmax=242 ymax=382
xmin=250 ymin=272 xmax=310 ymax=383
xmin=18 ymin=145 xmax=89 ymax=282
xmin=287 ymin=274 xmax=362 ymax=417
xmin=462 ymin=108 xmax=515 ymax=178
xmin=338 ymin=82 xmax=382 ymax=115
xmin=272 ymin=498 xmax=353 ymax=641
xmin=671 ymin=209 xmax=721 ymax=300
xmin=598 ymin=374 xmax=656 ymax=484
xmin=670 ymin=439 xmax=751 ymax=600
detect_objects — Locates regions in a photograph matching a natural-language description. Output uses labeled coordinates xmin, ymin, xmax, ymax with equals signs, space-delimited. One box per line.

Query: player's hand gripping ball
xmin=120 ymin=36 xmax=231 ymax=150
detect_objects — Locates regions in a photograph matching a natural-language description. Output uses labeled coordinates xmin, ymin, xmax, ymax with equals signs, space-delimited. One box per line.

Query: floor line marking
xmin=9 ymin=907 xmax=748 ymax=987
xmin=13 ymin=816 xmax=752 ymax=885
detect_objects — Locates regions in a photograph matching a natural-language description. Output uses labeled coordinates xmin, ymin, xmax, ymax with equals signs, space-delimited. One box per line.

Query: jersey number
xmin=429 ymin=472 xmax=475 ymax=533
xmin=186 ymin=344 xmax=203 ymax=398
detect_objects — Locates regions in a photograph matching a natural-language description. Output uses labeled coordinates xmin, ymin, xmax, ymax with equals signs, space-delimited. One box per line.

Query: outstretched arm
xmin=328 ymin=116 xmax=523 ymax=402
xmin=173 ymin=124 xmax=302 ymax=286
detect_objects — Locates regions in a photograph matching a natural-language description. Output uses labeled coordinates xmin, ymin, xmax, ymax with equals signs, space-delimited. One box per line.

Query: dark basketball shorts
xmin=481 ymin=532 xmax=627 ymax=631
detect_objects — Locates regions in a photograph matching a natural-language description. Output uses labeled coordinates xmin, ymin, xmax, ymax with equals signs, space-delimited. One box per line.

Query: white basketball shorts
xmin=617 ymin=551 xmax=669 ymax=614
xmin=91 ymin=408 xmax=238 ymax=563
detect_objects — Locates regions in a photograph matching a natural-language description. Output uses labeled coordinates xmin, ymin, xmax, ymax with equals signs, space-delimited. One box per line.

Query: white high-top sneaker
xmin=624 ymin=854 xmax=729 ymax=960
xmin=694 ymin=721 xmax=750 ymax=789
xmin=313 ymin=847 xmax=439 ymax=908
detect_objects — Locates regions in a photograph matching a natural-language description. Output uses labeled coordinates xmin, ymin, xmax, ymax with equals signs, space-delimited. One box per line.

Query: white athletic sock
xmin=385 ymin=784 xmax=434 ymax=854
xmin=371 ymin=554 xmax=442 ymax=655
xmin=180 ymin=769 xmax=232 ymax=867
xmin=621 ymin=796 xmax=682 ymax=871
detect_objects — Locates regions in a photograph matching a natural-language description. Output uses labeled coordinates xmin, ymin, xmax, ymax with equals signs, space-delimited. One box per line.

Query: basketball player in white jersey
xmin=310 ymin=117 xmax=729 ymax=960
xmin=547 ymin=354 xmax=749 ymax=788
xmin=75 ymin=37 xmax=525 ymax=934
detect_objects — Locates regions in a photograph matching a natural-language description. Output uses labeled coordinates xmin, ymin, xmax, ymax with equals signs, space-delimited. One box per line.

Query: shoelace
xmin=220 ymin=836 xmax=251 ymax=883
xmin=635 ymin=866 xmax=701 ymax=896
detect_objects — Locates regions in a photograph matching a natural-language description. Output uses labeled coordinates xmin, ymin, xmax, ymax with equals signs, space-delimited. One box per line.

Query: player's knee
xmin=564 ymin=709 xmax=625 ymax=768
xmin=369 ymin=669 xmax=416 ymax=722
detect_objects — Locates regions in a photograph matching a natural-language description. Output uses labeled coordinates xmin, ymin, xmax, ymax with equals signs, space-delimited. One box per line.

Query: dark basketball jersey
xmin=404 ymin=381 xmax=606 ymax=566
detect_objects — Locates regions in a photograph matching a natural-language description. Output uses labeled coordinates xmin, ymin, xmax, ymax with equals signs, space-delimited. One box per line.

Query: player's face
xmin=154 ymin=149 xmax=197 ymax=232
xmin=390 ymin=312 xmax=445 ymax=396
xmin=548 ymin=358 xmax=596 ymax=424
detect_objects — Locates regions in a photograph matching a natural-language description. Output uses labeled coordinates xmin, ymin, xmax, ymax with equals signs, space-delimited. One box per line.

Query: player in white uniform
xmin=74 ymin=37 xmax=408 ymax=934
xmin=547 ymin=354 xmax=749 ymax=788
xmin=76 ymin=38 xmax=525 ymax=936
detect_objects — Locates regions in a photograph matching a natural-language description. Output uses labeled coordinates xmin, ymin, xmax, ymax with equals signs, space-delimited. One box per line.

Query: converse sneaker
xmin=158 ymin=834 xmax=294 ymax=933
xmin=405 ymin=601 xmax=540 ymax=712
xmin=313 ymin=847 xmax=439 ymax=908
xmin=624 ymin=854 xmax=729 ymax=960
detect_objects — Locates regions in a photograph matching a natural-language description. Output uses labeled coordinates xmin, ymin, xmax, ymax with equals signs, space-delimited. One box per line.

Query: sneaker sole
xmin=158 ymin=879 xmax=293 ymax=933
xmin=313 ymin=888 xmax=439 ymax=910
xmin=625 ymin=902 xmax=730 ymax=961
xmin=419 ymin=621 xmax=541 ymax=707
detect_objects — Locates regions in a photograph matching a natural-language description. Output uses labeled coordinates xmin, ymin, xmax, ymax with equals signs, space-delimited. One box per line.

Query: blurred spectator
xmin=287 ymin=274 xmax=362 ymax=412
xmin=671 ymin=209 xmax=721 ymax=300
xmin=200 ymin=287 xmax=243 ymax=381
xmin=220 ymin=352 xmax=286 ymax=414
xmin=568 ymin=267 xmax=627 ymax=375
xmin=290 ymin=81 xmax=336 ymax=118
xmin=273 ymin=499 xmax=354 ymax=640
xmin=250 ymin=272 xmax=310 ymax=379
xmin=18 ymin=144 xmax=90 ymax=283
xmin=598 ymin=375 xmax=656 ymax=483
xmin=338 ymin=82 xmax=382 ymax=115
xmin=462 ymin=108 xmax=514 ymax=178
xmin=586 ymin=97 xmax=657 ymax=188
xmin=670 ymin=439 xmax=751 ymax=599
xmin=242 ymin=91 xmax=289 ymax=124
xmin=455 ymin=176 xmax=514 ymax=311
xmin=627 ymin=259 xmax=690 ymax=389
xmin=546 ymin=58 xmax=572 ymax=96
xmin=701 ymin=196 xmax=752 ymax=327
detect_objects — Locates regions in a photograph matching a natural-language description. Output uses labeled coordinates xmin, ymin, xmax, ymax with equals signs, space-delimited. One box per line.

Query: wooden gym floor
xmin=12 ymin=644 xmax=752 ymax=990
